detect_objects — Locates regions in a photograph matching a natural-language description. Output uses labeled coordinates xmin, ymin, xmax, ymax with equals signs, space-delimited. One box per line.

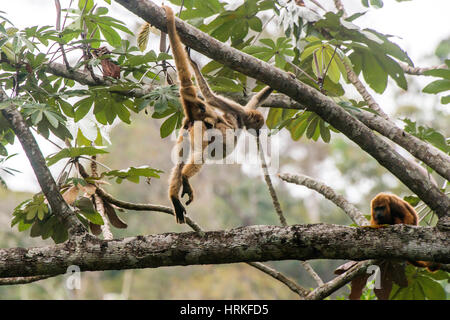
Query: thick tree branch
xmin=0 ymin=223 xmax=448 ymax=278
xmin=113 ymin=0 xmax=449 ymax=221
xmin=0 ymin=97 xmax=85 ymax=237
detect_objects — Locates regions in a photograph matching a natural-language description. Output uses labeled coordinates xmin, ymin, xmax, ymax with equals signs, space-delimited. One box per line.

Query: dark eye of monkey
xmin=375 ymin=206 xmax=385 ymax=211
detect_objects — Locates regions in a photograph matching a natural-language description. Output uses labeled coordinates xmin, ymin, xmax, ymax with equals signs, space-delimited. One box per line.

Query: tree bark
xmin=0 ymin=224 xmax=448 ymax=278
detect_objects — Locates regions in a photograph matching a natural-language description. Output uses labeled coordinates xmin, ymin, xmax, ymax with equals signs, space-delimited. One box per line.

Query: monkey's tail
xmin=162 ymin=5 xmax=192 ymax=89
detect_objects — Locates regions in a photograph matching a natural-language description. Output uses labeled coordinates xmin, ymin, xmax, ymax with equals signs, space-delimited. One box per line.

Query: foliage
xmin=0 ymin=0 xmax=447 ymax=300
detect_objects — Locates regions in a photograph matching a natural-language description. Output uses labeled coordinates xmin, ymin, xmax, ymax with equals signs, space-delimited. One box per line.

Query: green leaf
xmin=423 ymin=68 xmax=450 ymax=80
xmin=417 ymin=276 xmax=446 ymax=300
xmin=362 ymin=53 xmax=388 ymax=93
xmin=46 ymin=147 xmax=108 ymax=166
xmin=101 ymin=165 xmax=163 ymax=184
xmin=30 ymin=221 xmax=42 ymax=237
xmin=112 ymin=101 xmax=131 ymax=124
xmin=441 ymin=95 xmax=450 ymax=104
xmin=319 ymin=119 xmax=331 ymax=143
xmin=99 ymin=24 xmax=121 ymax=48
xmin=423 ymin=79 xmax=450 ymax=94
xmin=74 ymin=97 xmax=93 ymax=122
xmin=73 ymin=197 xmax=104 ymax=225
xmin=248 ymin=16 xmax=262 ymax=32
xmin=160 ymin=113 xmax=179 ymax=138
xmin=289 ymin=117 xmax=309 ymax=141
xmin=51 ymin=225 xmax=68 ymax=243
xmin=266 ymin=108 xmax=283 ymax=129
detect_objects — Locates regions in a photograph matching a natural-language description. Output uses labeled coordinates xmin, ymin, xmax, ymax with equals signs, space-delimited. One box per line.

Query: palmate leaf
xmin=100 ymin=165 xmax=163 ymax=184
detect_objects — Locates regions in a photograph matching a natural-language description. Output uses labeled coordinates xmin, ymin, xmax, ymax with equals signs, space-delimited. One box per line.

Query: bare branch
xmin=300 ymin=261 xmax=324 ymax=287
xmin=306 ymin=260 xmax=374 ymax=300
xmin=343 ymin=60 xmax=390 ymax=120
xmin=247 ymin=262 xmax=310 ymax=297
xmin=279 ymin=173 xmax=369 ymax=226
xmin=0 ymin=275 xmax=53 ymax=286
xmin=257 ymin=135 xmax=287 ymax=226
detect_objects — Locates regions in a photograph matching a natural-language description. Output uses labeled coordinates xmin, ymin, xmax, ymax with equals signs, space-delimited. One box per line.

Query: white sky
xmin=1 ymin=0 xmax=449 ymax=193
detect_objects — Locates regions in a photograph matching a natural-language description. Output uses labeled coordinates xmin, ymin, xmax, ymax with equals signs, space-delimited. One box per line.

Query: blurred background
xmin=0 ymin=0 xmax=449 ymax=299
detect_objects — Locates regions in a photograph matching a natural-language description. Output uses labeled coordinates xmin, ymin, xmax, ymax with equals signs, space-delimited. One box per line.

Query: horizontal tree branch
xmin=0 ymin=223 xmax=448 ymax=278
xmin=113 ymin=0 xmax=450 ymax=221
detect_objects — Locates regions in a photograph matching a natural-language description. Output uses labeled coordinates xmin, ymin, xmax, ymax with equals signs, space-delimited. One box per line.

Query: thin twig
xmin=342 ymin=59 xmax=390 ymax=120
xmin=300 ymin=261 xmax=324 ymax=286
xmin=247 ymin=262 xmax=309 ymax=297
xmin=91 ymin=156 xmax=113 ymax=240
xmin=400 ymin=62 xmax=448 ymax=75
xmin=257 ymin=136 xmax=323 ymax=287
xmin=54 ymin=0 xmax=71 ymax=71
xmin=257 ymin=135 xmax=287 ymax=226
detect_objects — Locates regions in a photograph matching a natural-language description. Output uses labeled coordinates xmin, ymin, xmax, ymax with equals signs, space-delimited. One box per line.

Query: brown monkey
xmin=370 ymin=193 xmax=440 ymax=272
xmin=164 ymin=5 xmax=274 ymax=223
xmin=164 ymin=5 xmax=229 ymax=223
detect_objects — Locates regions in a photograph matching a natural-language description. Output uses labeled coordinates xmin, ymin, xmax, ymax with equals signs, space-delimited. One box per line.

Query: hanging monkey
xmin=163 ymin=5 xmax=274 ymax=223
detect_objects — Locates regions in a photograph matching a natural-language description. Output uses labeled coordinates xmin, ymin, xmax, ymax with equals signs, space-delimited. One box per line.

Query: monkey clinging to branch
xmin=163 ymin=5 xmax=274 ymax=223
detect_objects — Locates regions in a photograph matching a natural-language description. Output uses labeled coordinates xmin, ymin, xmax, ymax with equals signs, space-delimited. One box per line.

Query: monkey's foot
xmin=181 ymin=178 xmax=194 ymax=205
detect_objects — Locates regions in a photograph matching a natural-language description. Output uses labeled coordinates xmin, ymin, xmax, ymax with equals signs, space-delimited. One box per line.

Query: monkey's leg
xmin=169 ymin=163 xmax=187 ymax=224
xmin=180 ymin=121 xmax=208 ymax=205
xmin=168 ymin=126 xmax=190 ymax=224
xmin=180 ymin=159 xmax=204 ymax=205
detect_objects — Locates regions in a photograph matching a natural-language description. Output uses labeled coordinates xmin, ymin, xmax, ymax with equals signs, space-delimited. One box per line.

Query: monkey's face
xmin=371 ymin=198 xmax=392 ymax=225
xmin=245 ymin=110 xmax=264 ymax=131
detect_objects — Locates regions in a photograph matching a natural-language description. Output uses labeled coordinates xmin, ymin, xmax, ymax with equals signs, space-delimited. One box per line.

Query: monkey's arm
xmin=187 ymin=54 xmax=246 ymax=116
xmin=244 ymin=86 xmax=274 ymax=111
